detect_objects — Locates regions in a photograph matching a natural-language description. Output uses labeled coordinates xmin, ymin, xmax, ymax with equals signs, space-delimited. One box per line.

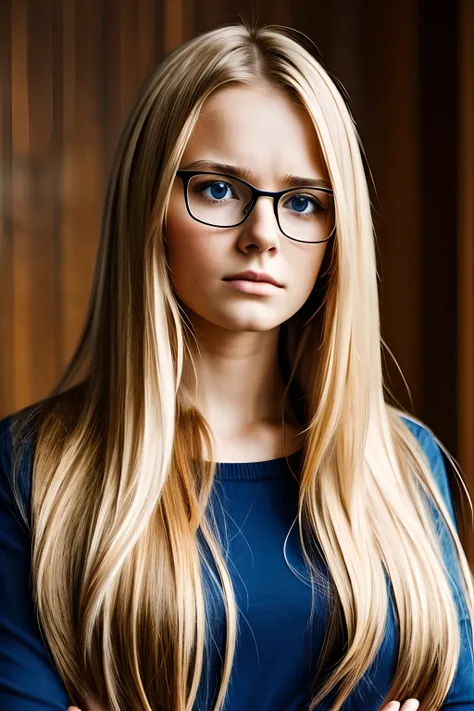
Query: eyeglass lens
xmin=186 ymin=173 xmax=335 ymax=243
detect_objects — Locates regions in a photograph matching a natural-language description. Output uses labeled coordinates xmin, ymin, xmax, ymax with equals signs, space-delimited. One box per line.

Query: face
xmin=164 ymin=82 xmax=332 ymax=336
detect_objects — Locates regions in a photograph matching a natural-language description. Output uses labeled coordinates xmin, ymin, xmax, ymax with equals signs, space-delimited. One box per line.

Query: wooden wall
xmin=457 ymin=0 xmax=474 ymax=557
xmin=0 ymin=0 xmax=472 ymax=560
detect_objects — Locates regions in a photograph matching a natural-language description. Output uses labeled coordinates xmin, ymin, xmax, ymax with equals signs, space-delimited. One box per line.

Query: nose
xmin=242 ymin=195 xmax=281 ymax=247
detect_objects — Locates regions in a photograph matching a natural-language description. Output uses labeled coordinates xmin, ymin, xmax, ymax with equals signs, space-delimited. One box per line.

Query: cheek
xmin=288 ymin=242 xmax=328 ymax=295
xmin=165 ymin=210 xmax=220 ymax=290
xmin=165 ymin=208 xmax=189 ymax=261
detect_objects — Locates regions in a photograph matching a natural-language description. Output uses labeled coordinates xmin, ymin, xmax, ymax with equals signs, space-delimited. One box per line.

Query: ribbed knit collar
xmin=212 ymin=448 xmax=304 ymax=481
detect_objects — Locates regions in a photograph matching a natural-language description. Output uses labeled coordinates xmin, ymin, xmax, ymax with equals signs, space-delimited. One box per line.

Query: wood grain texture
xmin=362 ymin=0 xmax=422 ymax=416
xmin=0 ymin=0 xmax=13 ymax=408
xmin=457 ymin=0 xmax=474 ymax=562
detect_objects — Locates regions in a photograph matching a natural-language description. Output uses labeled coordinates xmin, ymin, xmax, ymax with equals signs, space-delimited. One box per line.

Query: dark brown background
xmin=1 ymin=0 xmax=473 ymax=563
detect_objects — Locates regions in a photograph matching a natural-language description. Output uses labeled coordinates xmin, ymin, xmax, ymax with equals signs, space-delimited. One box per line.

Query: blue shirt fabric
xmin=0 ymin=412 xmax=473 ymax=710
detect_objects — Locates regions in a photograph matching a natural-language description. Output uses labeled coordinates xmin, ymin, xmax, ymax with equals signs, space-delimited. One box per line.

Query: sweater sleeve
xmin=0 ymin=414 xmax=70 ymax=710
xmin=414 ymin=422 xmax=474 ymax=708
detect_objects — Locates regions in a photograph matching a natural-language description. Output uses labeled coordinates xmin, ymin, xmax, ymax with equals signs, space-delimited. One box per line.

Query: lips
xmin=222 ymin=271 xmax=283 ymax=288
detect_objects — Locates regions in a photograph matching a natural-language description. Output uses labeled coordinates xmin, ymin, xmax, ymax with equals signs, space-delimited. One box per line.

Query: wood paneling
xmin=0 ymin=0 xmax=13 ymax=407
xmin=362 ymin=0 xmax=422 ymax=416
xmin=0 ymin=0 xmax=162 ymax=409
xmin=419 ymin=0 xmax=459 ymax=456
xmin=457 ymin=0 xmax=474 ymax=563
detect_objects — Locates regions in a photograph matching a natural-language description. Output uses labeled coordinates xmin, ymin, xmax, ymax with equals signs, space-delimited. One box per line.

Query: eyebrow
xmin=181 ymin=160 xmax=332 ymax=190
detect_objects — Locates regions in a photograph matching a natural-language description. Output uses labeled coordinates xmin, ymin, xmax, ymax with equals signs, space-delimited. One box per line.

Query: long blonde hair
xmin=7 ymin=21 xmax=474 ymax=711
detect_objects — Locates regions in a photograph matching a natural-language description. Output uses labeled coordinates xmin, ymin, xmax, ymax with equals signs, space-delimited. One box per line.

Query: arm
xmin=0 ymin=414 xmax=71 ymax=710
xmin=417 ymin=425 xmax=474 ymax=708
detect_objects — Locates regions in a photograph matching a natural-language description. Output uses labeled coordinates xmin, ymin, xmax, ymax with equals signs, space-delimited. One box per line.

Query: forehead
xmin=183 ymin=83 xmax=328 ymax=181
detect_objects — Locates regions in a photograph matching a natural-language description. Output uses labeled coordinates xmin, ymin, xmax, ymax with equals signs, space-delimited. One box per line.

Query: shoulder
xmin=0 ymin=407 xmax=43 ymax=532
xmin=399 ymin=414 xmax=470 ymax=621
xmin=0 ymin=387 xmax=87 ymax=529
xmin=0 ymin=413 xmax=16 ymax=499
xmin=0 ymin=413 xmax=13 ymax=467
xmin=399 ymin=414 xmax=446 ymax=467
xmin=399 ymin=414 xmax=457 ymax=529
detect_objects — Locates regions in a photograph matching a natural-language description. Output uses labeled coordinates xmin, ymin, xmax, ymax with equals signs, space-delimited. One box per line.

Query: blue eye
xmin=197 ymin=180 xmax=237 ymax=202
xmin=286 ymin=195 xmax=319 ymax=214
xmin=210 ymin=182 xmax=229 ymax=200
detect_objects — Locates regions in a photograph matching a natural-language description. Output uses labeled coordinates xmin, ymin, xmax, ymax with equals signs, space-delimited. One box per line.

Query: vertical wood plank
xmin=51 ymin=0 xmax=64 ymax=381
xmin=137 ymin=0 xmax=160 ymax=78
xmin=419 ymin=0 xmax=458 ymax=453
xmin=103 ymin=0 xmax=120 ymax=170
xmin=0 ymin=0 xmax=13 ymax=410
xmin=164 ymin=0 xmax=184 ymax=53
xmin=27 ymin=0 xmax=58 ymax=401
xmin=457 ymin=0 xmax=474 ymax=565
xmin=103 ymin=0 xmax=161 ymax=173
xmin=59 ymin=0 xmax=102 ymax=371
xmin=10 ymin=0 xmax=32 ymax=407
xmin=119 ymin=0 xmax=159 ymax=118
xmin=363 ymin=0 xmax=422 ymax=415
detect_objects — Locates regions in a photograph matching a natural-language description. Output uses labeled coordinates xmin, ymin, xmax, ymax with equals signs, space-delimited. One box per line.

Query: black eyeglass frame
xmin=175 ymin=170 xmax=336 ymax=244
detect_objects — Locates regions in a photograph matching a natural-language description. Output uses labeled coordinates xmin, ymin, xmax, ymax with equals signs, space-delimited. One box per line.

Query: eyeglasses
xmin=175 ymin=170 xmax=336 ymax=244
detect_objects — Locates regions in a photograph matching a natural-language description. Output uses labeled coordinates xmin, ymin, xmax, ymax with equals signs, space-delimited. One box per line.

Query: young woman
xmin=1 ymin=21 xmax=473 ymax=711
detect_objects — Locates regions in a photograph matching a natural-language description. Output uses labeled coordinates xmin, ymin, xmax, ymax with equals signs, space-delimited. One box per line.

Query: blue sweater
xmin=0 ymin=413 xmax=473 ymax=710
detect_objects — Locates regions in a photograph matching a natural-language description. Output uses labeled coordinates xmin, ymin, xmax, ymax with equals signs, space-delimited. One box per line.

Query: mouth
xmin=223 ymin=279 xmax=282 ymax=295
xmin=222 ymin=271 xmax=283 ymax=288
